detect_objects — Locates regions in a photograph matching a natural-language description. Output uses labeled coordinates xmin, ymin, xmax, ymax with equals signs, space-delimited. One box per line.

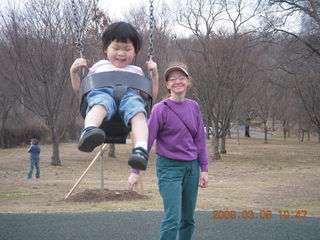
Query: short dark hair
xmin=101 ymin=21 xmax=141 ymax=54
xmin=31 ymin=138 xmax=39 ymax=145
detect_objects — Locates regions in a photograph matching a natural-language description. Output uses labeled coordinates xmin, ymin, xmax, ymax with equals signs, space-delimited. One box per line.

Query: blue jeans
xmin=86 ymin=87 xmax=147 ymax=127
xmin=156 ymin=156 xmax=200 ymax=240
xmin=27 ymin=159 xmax=40 ymax=179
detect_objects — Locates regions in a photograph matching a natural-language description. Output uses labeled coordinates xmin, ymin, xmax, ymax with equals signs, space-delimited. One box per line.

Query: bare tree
xmin=0 ymin=0 xmax=79 ymax=165
xmin=0 ymin=95 xmax=17 ymax=147
xmin=263 ymin=0 xmax=320 ymax=57
xmin=269 ymin=33 xmax=320 ymax=142
xmin=175 ymin=0 xmax=261 ymax=159
xmin=293 ymin=60 xmax=320 ymax=142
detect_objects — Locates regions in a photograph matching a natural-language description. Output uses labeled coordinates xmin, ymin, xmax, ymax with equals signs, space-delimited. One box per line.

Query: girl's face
xmin=104 ymin=40 xmax=136 ymax=68
xmin=166 ymin=70 xmax=190 ymax=96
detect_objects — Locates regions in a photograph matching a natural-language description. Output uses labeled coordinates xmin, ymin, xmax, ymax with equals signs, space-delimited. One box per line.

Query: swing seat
xmin=79 ymin=71 xmax=152 ymax=144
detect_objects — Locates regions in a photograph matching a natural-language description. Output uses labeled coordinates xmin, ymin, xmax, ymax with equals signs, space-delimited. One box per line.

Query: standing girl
xmin=27 ymin=138 xmax=41 ymax=179
xmin=128 ymin=62 xmax=209 ymax=240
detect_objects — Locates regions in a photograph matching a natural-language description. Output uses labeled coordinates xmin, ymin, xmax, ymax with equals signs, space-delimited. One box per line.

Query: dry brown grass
xmin=0 ymin=134 xmax=319 ymax=217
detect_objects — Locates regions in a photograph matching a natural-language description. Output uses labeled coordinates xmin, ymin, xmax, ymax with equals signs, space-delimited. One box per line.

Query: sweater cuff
xmin=131 ymin=169 xmax=140 ymax=174
xmin=200 ymin=165 xmax=208 ymax=172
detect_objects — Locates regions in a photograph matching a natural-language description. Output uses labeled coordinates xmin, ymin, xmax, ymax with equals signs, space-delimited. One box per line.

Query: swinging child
xmin=70 ymin=21 xmax=158 ymax=170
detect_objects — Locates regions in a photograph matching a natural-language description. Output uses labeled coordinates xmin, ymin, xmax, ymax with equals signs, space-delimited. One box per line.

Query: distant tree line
xmin=0 ymin=0 xmax=319 ymax=165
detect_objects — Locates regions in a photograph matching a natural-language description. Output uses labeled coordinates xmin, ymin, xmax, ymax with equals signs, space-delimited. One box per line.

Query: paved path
xmin=1 ymin=211 xmax=319 ymax=240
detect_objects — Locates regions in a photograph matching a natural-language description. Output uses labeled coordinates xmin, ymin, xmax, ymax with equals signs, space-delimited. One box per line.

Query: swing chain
xmin=148 ymin=0 xmax=155 ymax=61
xmin=71 ymin=0 xmax=84 ymax=58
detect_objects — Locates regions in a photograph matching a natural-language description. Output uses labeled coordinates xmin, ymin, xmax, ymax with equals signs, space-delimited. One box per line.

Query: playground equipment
xmin=65 ymin=0 xmax=154 ymax=200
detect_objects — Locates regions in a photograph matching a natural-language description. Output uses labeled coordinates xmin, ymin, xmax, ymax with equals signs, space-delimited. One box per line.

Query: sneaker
xmin=128 ymin=147 xmax=149 ymax=170
xmin=78 ymin=126 xmax=105 ymax=152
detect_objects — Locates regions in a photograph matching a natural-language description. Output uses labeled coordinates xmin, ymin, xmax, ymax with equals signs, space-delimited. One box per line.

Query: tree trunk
xmin=282 ymin=120 xmax=287 ymax=141
xmin=245 ymin=118 xmax=251 ymax=137
xmin=108 ymin=143 xmax=116 ymax=158
xmin=272 ymin=116 xmax=275 ymax=131
xmin=211 ymin=121 xmax=221 ymax=160
xmin=51 ymin=127 xmax=61 ymax=166
xmin=263 ymin=121 xmax=268 ymax=144
xmin=205 ymin=115 xmax=210 ymax=140
xmin=0 ymin=105 xmax=10 ymax=148
xmin=212 ymin=135 xmax=221 ymax=160
xmin=220 ymin=135 xmax=227 ymax=154
xmin=283 ymin=130 xmax=287 ymax=141
xmin=298 ymin=121 xmax=301 ymax=142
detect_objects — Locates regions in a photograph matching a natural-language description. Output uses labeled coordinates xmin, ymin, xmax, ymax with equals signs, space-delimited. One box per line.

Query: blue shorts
xmin=86 ymin=87 xmax=147 ymax=127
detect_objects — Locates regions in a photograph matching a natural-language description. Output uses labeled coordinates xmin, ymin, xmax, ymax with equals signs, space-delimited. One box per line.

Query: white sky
xmin=1 ymin=0 xmax=149 ymax=19
xmin=99 ymin=0 xmax=147 ymax=19
xmin=1 ymin=0 xmax=298 ymax=35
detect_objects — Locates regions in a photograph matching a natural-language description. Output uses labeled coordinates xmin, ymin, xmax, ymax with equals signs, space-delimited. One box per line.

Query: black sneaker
xmin=128 ymin=147 xmax=149 ymax=170
xmin=78 ymin=126 xmax=105 ymax=152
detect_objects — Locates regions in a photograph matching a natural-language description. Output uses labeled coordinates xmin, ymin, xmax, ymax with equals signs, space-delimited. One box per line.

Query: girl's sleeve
xmin=195 ymin=104 xmax=209 ymax=172
xmin=28 ymin=145 xmax=35 ymax=153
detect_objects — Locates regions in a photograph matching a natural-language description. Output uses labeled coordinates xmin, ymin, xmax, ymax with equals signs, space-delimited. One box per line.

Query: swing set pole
xmin=64 ymin=144 xmax=109 ymax=200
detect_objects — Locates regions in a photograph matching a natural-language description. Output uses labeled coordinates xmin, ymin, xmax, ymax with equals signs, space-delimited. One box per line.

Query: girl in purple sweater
xmin=128 ymin=62 xmax=209 ymax=240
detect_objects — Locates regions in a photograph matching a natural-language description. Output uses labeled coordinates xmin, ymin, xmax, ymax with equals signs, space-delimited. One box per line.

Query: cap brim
xmin=164 ymin=66 xmax=189 ymax=81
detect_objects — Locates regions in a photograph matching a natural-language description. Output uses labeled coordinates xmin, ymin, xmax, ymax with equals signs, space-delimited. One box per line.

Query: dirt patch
xmin=65 ymin=189 xmax=148 ymax=202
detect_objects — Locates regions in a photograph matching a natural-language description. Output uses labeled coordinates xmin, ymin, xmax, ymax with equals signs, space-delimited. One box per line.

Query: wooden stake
xmin=64 ymin=144 xmax=109 ymax=200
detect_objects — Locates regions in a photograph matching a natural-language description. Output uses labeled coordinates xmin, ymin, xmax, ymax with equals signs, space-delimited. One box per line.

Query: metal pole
xmin=100 ymin=144 xmax=104 ymax=192
xmin=64 ymin=144 xmax=109 ymax=200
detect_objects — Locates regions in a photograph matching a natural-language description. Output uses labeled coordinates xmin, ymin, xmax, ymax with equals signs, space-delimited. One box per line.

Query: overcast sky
xmin=1 ymin=0 xmax=149 ymax=19
xmin=99 ymin=0 xmax=147 ymax=19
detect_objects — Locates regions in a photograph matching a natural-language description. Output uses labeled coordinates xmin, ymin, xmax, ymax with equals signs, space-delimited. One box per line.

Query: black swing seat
xmin=79 ymin=71 xmax=152 ymax=144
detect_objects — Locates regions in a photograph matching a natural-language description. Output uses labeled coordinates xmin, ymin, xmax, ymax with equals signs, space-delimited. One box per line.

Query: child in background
xmin=70 ymin=21 xmax=158 ymax=170
xmin=27 ymin=138 xmax=41 ymax=179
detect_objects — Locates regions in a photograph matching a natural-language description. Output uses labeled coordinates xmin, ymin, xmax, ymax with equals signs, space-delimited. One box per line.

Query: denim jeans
xmin=27 ymin=158 xmax=40 ymax=179
xmin=86 ymin=87 xmax=147 ymax=127
xmin=156 ymin=156 xmax=200 ymax=240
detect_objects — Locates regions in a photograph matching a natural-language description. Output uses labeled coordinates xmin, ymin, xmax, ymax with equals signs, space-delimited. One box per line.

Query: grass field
xmin=0 ymin=134 xmax=319 ymax=217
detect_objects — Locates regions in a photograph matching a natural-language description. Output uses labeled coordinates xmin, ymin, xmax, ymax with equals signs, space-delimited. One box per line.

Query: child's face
xmin=104 ymin=40 xmax=136 ymax=68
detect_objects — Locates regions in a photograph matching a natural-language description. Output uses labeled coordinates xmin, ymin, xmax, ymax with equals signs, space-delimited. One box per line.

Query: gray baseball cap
xmin=164 ymin=66 xmax=189 ymax=81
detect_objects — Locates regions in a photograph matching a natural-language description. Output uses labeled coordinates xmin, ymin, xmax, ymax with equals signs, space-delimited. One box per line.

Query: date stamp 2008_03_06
xmin=210 ymin=210 xmax=309 ymax=220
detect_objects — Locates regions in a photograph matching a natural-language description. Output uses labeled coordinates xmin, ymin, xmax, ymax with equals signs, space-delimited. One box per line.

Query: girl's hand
xmin=70 ymin=58 xmax=87 ymax=93
xmin=146 ymin=60 xmax=158 ymax=74
xmin=70 ymin=58 xmax=87 ymax=74
xmin=127 ymin=173 xmax=140 ymax=191
xmin=199 ymin=172 xmax=209 ymax=188
xmin=146 ymin=60 xmax=159 ymax=100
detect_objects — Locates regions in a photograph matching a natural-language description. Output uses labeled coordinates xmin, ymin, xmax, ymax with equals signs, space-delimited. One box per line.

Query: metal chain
xmin=71 ymin=0 xmax=84 ymax=58
xmin=148 ymin=0 xmax=155 ymax=61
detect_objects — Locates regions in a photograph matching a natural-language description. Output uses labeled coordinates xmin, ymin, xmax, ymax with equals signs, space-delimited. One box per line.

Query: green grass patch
xmin=0 ymin=193 xmax=41 ymax=200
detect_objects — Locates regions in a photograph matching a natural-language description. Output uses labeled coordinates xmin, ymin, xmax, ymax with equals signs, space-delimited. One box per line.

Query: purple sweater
xmin=132 ymin=98 xmax=208 ymax=173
